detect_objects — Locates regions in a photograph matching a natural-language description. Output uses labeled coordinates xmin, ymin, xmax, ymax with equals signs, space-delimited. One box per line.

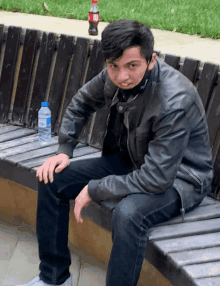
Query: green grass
xmin=0 ymin=0 xmax=219 ymax=39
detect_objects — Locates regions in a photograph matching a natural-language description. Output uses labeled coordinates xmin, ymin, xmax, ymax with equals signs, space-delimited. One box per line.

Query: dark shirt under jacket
xmin=115 ymin=69 xmax=152 ymax=166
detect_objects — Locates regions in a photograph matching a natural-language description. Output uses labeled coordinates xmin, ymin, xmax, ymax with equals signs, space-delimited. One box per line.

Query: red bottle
xmin=88 ymin=0 xmax=100 ymax=36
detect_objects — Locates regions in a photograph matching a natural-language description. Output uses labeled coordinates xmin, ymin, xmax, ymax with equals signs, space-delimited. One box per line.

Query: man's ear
xmin=148 ymin=53 xmax=157 ymax=70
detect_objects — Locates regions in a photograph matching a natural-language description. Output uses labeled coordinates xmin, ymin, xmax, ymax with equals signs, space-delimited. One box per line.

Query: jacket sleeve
xmin=88 ymin=108 xmax=191 ymax=203
xmin=57 ymin=68 xmax=108 ymax=158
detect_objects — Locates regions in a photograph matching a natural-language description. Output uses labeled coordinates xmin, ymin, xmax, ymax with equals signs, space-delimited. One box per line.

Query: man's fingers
xmin=36 ymin=166 xmax=43 ymax=182
xmin=55 ymin=160 xmax=70 ymax=173
xmin=36 ymin=155 xmax=70 ymax=184
xmin=74 ymin=205 xmax=83 ymax=223
xmin=48 ymin=161 xmax=58 ymax=183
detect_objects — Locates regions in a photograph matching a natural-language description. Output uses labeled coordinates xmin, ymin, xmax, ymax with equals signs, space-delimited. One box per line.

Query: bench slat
xmin=0 ymin=125 xmax=22 ymax=135
xmin=48 ymin=34 xmax=74 ymax=133
xmin=206 ymin=80 xmax=220 ymax=148
xmin=155 ymin=202 xmax=220 ymax=226
xmin=164 ymin=54 xmax=180 ymax=70
xmin=4 ymin=143 xmax=60 ymax=163
xmin=196 ymin=276 xmax=220 ymax=286
xmin=183 ymin=261 xmax=220 ymax=279
xmin=0 ymin=135 xmax=58 ymax=158
xmin=154 ymin=232 xmax=220 ymax=253
xmin=0 ymin=127 xmax=36 ymax=143
xmin=200 ymin=196 xmax=219 ymax=206
xmin=57 ymin=37 xmax=90 ymax=134
xmin=197 ymin=63 xmax=219 ymax=110
xmin=12 ymin=29 xmax=39 ymax=125
xmin=32 ymin=148 xmax=101 ymax=171
xmin=169 ymin=246 xmax=220 ymax=267
xmin=0 ymin=26 xmax=21 ymax=123
xmin=20 ymin=145 xmax=100 ymax=169
xmin=181 ymin=57 xmax=200 ymax=84
xmin=149 ymin=218 xmax=220 ymax=241
xmin=0 ymin=133 xmax=38 ymax=151
xmin=27 ymin=32 xmax=56 ymax=129
xmin=4 ymin=141 xmax=88 ymax=164
xmin=79 ymin=39 xmax=105 ymax=146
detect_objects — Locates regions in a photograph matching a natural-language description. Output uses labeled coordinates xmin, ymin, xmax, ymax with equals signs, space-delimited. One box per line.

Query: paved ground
xmin=0 ymin=218 xmax=107 ymax=286
xmin=0 ymin=11 xmax=220 ymax=65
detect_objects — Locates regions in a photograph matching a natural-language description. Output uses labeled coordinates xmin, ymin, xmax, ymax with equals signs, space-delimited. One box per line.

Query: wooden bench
xmin=0 ymin=25 xmax=220 ymax=286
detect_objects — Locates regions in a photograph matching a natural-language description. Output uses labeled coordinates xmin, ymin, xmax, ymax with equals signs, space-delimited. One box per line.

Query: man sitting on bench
xmin=18 ymin=19 xmax=213 ymax=286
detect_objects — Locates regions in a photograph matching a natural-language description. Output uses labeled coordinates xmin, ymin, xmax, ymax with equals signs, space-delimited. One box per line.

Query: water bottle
xmin=38 ymin=102 xmax=51 ymax=145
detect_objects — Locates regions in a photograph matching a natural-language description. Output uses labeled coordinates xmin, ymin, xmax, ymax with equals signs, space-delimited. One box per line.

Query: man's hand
xmin=36 ymin=154 xmax=70 ymax=184
xmin=74 ymin=185 xmax=91 ymax=224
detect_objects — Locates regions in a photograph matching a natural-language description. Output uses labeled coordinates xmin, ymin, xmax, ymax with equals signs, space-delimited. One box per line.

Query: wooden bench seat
xmin=1 ymin=24 xmax=220 ymax=285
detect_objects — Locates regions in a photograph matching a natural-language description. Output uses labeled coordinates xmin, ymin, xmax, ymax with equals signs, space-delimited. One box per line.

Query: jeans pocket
xmin=181 ymin=165 xmax=204 ymax=193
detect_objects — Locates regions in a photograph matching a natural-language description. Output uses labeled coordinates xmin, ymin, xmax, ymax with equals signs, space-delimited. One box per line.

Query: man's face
xmin=106 ymin=46 xmax=156 ymax=90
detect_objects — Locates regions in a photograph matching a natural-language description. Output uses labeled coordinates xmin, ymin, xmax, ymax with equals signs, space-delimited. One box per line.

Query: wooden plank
xmin=196 ymin=276 xmax=220 ymax=286
xmin=84 ymin=40 xmax=105 ymax=83
xmin=197 ymin=63 xmax=219 ymax=110
xmin=149 ymin=218 xmax=220 ymax=241
xmin=0 ymin=125 xmax=22 ymax=135
xmin=27 ymin=32 xmax=56 ymax=129
xmin=48 ymin=34 xmax=74 ymax=133
xmin=56 ymin=37 xmax=90 ymax=134
xmin=146 ymin=241 xmax=199 ymax=286
xmin=156 ymin=203 xmax=220 ymax=226
xmin=4 ymin=144 xmax=59 ymax=163
xmin=0 ymin=159 xmax=38 ymax=190
xmin=32 ymin=147 xmax=101 ymax=171
xmin=4 ymin=142 xmax=88 ymax=163
xmin=183 ymin=261 xmax=220 ymax=279
xmin=0 ymin=26 xmax=21 ymax=123
xmin=154 ymin=232 xmax=220 ymax=253
xmin=206 ymin=80 xmax=220 ymax=148
xmin=164 ymin=54 xmax=180 ymax=70
xmin=169 ymin=246 xmax=220 ymax=266
xmin=20 ymin=145 xmax=100 ymax=169
xmin=0 ymin=133 xmax=38 ymax=151
xmin=200 ymin=196 xmax=219 ymax=206
xmin=0 ymin=136 xmax=58 ymax=158
xmin=12 ymin=29 xmax=39 ymax=124
xmin=79 ymin=39 xmax=105 ymax=146
xmin=0 ymin=128 xmax=36 ymax=143
xmin=212 ymin=167 xmax=220 ymax=201
xmin=181 ymin=58 xmax=200 ymax=84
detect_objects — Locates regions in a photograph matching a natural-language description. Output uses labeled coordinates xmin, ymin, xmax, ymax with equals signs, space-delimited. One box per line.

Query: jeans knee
xmin=113 ymin=198 xmax=137 ymax=225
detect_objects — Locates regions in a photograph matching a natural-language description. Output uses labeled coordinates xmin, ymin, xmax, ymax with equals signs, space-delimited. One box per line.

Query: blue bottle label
xmin=47 ymin=117 xmax=51 ymax=125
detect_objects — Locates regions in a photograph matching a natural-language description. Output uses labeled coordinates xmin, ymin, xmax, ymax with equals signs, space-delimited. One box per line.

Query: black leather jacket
xmin=57 ymin=57 xmax=213 ymax=216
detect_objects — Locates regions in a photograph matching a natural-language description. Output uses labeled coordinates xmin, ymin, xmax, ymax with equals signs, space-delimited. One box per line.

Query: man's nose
xmin=117 ymin=69 xmax=129 ymax=82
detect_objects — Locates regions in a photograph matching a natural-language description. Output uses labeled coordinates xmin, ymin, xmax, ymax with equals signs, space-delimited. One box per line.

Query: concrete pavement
xmin=0 ymin=11 xmax=219 ymax=65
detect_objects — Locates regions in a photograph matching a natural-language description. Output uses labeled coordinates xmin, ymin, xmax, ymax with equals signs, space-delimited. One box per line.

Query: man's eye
xmin=108 ymin=64 xmax=117 ymax=69
xmin=129 ymin=64 xmax=136 ymax=68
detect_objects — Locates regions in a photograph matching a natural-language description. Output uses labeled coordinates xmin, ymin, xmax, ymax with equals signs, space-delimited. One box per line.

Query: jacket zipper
xmin=125 ymin=112 xmax=138 ymax=169
xmin=102 ymin=89 xmax=119 ymax=151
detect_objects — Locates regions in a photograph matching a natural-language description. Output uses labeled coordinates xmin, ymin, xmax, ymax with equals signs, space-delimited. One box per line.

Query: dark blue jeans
xmin=36 ymin=153 xmax=181 ymax=286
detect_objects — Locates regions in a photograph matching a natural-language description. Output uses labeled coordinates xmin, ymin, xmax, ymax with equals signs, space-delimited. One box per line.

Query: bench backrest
xmin=0 ymin=25 xmax=220 ymax=199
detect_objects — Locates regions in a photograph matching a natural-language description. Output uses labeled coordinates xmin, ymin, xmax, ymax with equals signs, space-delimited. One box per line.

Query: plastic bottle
xmin=88 ymin=0 xmax=100 ymax=36
xmin=38 ymin=102 xmax=51 ymax=145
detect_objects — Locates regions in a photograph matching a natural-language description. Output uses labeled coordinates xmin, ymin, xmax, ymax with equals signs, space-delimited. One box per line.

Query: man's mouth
xmin=119 ymin=83 xmax=131 ymax=88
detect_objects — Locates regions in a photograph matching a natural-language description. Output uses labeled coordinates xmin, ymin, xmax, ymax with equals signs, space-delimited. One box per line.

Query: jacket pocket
xmin=179 ymin=165 xmax=204 ymax=194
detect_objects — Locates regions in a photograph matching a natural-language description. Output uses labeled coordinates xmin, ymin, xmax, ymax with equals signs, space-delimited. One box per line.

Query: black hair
xmin=101 ymin=19 xmax=154 ymax=64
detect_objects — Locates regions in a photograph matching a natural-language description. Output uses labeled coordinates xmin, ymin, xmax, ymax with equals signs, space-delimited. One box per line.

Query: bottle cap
xmin=41 ymin=102 xmax=48 ymax=107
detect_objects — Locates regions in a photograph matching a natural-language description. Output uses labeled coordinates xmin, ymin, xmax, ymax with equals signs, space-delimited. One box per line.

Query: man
xmin=19 ymin=19 xmax=213 ymax=286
